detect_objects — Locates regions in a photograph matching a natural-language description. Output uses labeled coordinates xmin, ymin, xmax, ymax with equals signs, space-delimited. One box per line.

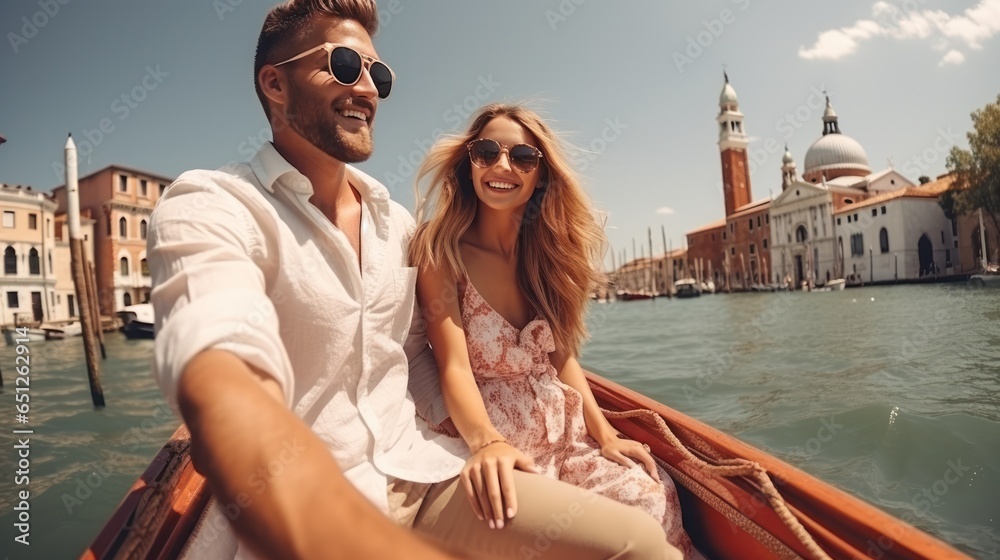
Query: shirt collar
xmin=249 ymin=141 xmax=390 ymax=206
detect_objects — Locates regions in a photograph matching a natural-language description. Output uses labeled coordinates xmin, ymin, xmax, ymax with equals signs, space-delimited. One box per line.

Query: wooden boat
xmin=83 ymin=374 xmax=969 ymax=560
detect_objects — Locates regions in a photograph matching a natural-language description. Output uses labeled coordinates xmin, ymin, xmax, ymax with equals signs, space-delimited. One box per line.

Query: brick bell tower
xmin=718 ymin=72 xmax=752 ymax=216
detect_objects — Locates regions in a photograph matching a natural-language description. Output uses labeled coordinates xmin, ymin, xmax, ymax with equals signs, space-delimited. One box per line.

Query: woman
xmin=409 ymin=103 xmax=692 ymax=557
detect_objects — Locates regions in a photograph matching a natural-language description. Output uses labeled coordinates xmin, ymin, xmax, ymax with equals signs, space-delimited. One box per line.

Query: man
xmin=149 ymin=1 xmax=676 ymax=558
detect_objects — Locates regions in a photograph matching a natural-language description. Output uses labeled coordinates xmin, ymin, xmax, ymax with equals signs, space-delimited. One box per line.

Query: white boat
xmin=674 ymin=278 xmax=702 ymax=298
xmin=2 ymin=326 xmax=47 ymax=344
xmin=43 ymin=321 xmax=83 ymax=340
xmin=118 ymin=303 xmax=155 ymax=339
xmin=825 ymin=278 xmax=846 ymax=291
xmin=969 ymin=264 xmax=1000 ymax=288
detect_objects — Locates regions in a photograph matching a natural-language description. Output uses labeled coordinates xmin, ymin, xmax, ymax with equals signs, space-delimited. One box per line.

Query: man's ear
xmin=259 ymin=65 xmax=288 ymax=110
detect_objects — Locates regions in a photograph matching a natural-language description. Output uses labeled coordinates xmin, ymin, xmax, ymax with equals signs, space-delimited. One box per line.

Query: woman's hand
xmin=598 ymin=436 xmax=661 ymax=483
xmin=460 ymin=440 xmax=538 ymax=529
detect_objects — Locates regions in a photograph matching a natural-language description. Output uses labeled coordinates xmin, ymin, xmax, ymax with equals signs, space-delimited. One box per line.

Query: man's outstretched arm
xmin=178 ymin=349 xmax=457 ymax=559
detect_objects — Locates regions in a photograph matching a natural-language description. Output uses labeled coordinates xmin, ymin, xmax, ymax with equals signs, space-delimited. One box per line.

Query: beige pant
xmin=412 ymin=471 xmax=682 ymax=560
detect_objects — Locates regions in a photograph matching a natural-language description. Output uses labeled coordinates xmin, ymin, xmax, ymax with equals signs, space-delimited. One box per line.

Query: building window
xmin=750 ymin=243 xmax=756 ymax=254
xmin=847 ymin=215 xmax=852 ymax=223
xmin=881 ymin=206 xmax=887 ymax=215
xmin=796 ymin=225 xmax=808 ymax=243
xmin=879 ymin=228 xmax=889 ymax=254
xmin=766 ymin=214 xmax=770 ymax=224
xmin=722 ymin=231 xmax=727 ymax=240
xmin=945 ymin=249 xmax=951 ymax=266
xmin=141 ymin=258 xmax=150 ymax=276
xmin=711 ymin=233 xmax=715 ymax=241
xmin=853 ymin=213 xmax=858 ymax=221
xmin=951 ymin=218 xmax=958 ymax=236
xmin=851 ymin=233 xmax=865 ymax=257
xmin=28 ymin=248 xmax=40 ymax=275
xmin=119 ymin=217 xmax=127 ymax=239
xmin=124 ymin=292 xmax=132 ymax=307
xmin=119 ymin=175 xmax=128 ymax=192
xmin=68 ymin=294 xmax=76 ymax=317
xmin=4 ymin=246 xmax=16 ymax=275
xmin=844 ymin=198 xmax=854 ymax=204
xmin=140 ymin=219 xmax=148 ymax=240
xmin=749 ymin=219 xmax=753 ymax=231
xmin=3 ymin=211 xmax=14 ymax=228
xmin=159 ymin=183 xmax=166 ymax=197
xmin=140 ymin=179 xmax=148 ymax=197
xmin=872 ymin=209 xmax=878 ymax=217
xmin=28 ymin=213 xmax=38 ymax=229
xmin=756 ymin=216 xmax=761 ymax=228
xmin=120 ymin=256 xmax=130 ymax=276
xmin=7 ymin=291 xmax=18 ymax=308
xmin=763 ymin=238 xmax=768 ymax=249
xmin=837 ymin=217 xmax=841 ymax=225
xmin=731 ymin=247 xmax=735 ymax=256
xmin=48 ymin=251 xmax=53 ymax=273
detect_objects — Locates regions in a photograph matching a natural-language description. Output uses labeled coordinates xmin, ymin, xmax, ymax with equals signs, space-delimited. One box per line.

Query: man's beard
xmin=285 ymin=85 xmax=374 ymax=163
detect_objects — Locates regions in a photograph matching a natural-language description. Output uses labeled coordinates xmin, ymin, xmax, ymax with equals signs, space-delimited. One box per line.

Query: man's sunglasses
xmin=273 ymin=43 xmax=395 ymax=99
xmin=467 ymin=138 xmax=544 ymax=174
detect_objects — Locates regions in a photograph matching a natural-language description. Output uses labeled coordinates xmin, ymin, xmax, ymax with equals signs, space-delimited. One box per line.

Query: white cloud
xmin=656 ymin=207 xmax=675 ymax=215
xmin=939 ymin=49 xmax=966 ymax=65
xmin=799 ymin=0 xmax=1000 ymax=63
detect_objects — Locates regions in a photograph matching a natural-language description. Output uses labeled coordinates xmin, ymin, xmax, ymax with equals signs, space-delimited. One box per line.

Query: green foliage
xmin=945 ymin=94 xmax=1000 ymax=255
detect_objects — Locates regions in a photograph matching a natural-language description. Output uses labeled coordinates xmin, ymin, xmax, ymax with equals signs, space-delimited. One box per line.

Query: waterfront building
xmin=615 ymin=248 xmax=687 ymax=295
xmin=686 ymin=74 xmax=772 ymax=291
xmin=769 ymin=98 xmax=914 ymax=287
xmin=0 ymin=184 xmax=58 ymax=325
xmin=685 ymin=218 xmax=725 ymax=287
xmin=834 ymin=174 xmax=954 ymax=283
xmin=53 ymin=165 xmax=173 ymax=316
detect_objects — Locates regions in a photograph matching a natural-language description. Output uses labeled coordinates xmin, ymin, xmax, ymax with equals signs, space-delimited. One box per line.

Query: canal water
xmin=0 ymin=283 xmax=997 ymax=558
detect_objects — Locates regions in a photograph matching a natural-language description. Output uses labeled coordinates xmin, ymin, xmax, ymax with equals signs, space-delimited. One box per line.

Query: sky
xmin=1 ymin=0 xmax=999 ymax=270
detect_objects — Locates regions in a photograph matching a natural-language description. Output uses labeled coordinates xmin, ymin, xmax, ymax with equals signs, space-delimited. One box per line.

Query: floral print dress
xmin=459 ymin=282 xmax=693 ymax=556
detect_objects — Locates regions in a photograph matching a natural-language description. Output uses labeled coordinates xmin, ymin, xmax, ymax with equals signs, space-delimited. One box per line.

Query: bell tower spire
xmin=718 ymin=71 xmax=751 ymax=216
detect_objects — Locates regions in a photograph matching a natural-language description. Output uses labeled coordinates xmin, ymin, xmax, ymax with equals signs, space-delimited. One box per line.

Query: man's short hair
xmin=254 ymin=0 xmax=379 ymax=120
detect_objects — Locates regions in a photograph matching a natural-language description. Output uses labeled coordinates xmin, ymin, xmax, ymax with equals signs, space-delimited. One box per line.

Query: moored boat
xmin=118 ymin=303 xmax=155 ymax=339
xmin=674 ymin=278 xmax=702 ymax=298
xmin=2 ymin=326 xmax=47 ymax=344
xmin=82 ymin=374 xmax=969 ymax=559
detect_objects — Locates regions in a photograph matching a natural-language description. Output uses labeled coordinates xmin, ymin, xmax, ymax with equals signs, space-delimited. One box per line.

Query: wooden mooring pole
xmin=86 ymin=261 xmax=106 ymax=359
xmin=65 ymin=134 xmax=105 ymax=407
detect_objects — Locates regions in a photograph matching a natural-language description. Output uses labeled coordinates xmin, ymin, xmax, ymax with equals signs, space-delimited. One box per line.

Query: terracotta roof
xmin=833 ymin=174 xmax=954 ymax=214
xmin=729 ymin=198 xmax=771 ymax=219
xmin=686 ymin=218 xmax=726 ymax=235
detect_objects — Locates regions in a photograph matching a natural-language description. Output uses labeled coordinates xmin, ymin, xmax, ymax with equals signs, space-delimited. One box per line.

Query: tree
xmin=946 ymin=93 xmax=1000 ymax=263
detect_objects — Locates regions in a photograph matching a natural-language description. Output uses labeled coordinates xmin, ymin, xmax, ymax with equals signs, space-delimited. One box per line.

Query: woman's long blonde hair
xmin=409 ymin=103 xmax=607 ymax=356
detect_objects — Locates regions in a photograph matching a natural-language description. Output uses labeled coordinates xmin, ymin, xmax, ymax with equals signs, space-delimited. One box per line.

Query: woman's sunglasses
xmin=467 ymin=138 xmax=544 ymax=173
xmin=274 ymin=42 xmax=395 ymax=99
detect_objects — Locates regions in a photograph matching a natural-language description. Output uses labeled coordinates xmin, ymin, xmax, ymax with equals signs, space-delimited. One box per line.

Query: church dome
xmin=720 ymin=82 xmax=738 ymax=106
xmin=803 ymin=134 xmax=871 ymax=176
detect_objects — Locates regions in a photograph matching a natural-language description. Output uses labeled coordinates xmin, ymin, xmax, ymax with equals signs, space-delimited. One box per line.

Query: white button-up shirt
xmin=149 ymin=143 xmax=466 ymax=554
